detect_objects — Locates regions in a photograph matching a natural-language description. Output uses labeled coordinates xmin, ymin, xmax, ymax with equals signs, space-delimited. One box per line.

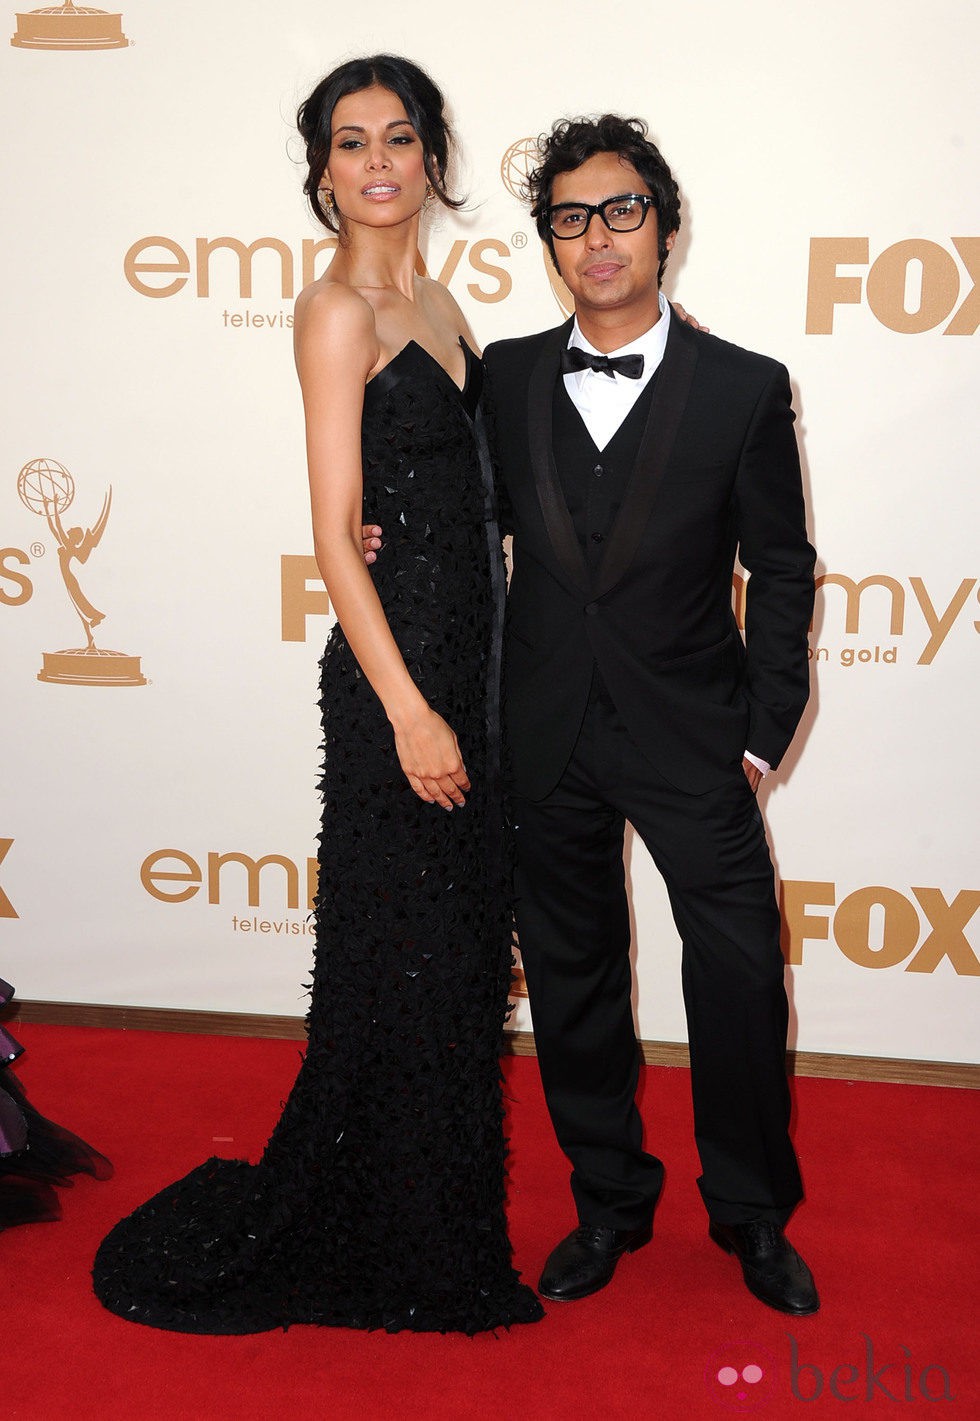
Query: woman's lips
xmin=361 ymin=183 xmax=401 ymax=201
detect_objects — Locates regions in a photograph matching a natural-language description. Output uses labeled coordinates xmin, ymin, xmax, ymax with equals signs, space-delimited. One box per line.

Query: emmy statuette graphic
xmin=17 ymin=457 xmax=146 ymax=686
xmin=500 ymin=136 xmax=574 ymax=318
xmin=10 ymin=2 xmax=129 ymax=50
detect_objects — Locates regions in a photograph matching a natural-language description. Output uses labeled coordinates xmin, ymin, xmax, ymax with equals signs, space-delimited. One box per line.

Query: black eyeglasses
xmin=546 ymin=193 xmax=657 ymax=240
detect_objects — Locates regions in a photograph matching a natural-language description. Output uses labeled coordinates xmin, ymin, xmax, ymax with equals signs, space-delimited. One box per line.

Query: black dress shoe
xmin=710 ymin=1220 xmax=820 ymax=1315
xmin=538 ymin=1222 xmax=653 ymax=1302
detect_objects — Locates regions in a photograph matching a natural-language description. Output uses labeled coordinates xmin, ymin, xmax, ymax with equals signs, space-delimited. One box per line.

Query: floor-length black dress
xmin=92 ymin=340 xmax=543 ymax=1334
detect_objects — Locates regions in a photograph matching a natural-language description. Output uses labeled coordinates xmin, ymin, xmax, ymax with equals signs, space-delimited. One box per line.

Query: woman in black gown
xmin=92 ymin=56 xmax=542 ymax=1335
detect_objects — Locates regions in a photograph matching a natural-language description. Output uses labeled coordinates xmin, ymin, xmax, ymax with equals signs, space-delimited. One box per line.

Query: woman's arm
xmin=294 ymin=285 xmax=470 ymax=810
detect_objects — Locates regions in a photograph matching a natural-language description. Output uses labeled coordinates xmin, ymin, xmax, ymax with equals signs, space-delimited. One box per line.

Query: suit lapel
xmin=527 ymin=319 xmax=591 ymax=594
xmin=593 ymin=307 xmax=699 ymax=600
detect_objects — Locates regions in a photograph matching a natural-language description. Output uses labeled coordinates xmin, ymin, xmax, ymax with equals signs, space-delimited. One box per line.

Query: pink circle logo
xmin=704 ymin=1343 xmax=779 ymax=1411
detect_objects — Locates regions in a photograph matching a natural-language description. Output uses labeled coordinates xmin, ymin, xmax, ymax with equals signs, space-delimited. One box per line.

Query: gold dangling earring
xmin=318 ymin=187 xmax=334 ymax=214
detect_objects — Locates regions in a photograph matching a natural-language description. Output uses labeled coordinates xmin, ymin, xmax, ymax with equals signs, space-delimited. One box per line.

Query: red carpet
xmin=3 ymin=1024 xmax=977 ymax=1419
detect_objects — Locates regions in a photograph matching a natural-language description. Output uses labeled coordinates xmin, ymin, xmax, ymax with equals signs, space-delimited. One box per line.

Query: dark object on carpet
xmin=0 ymin=976 xmax=112 ymax=1231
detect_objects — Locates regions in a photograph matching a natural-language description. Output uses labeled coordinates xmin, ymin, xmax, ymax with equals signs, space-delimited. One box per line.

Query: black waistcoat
xmin=551 ymin=372 xmax=660 ymax=577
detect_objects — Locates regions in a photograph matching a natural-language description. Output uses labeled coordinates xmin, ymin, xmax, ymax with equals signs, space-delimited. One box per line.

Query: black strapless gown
xmin=1 ymin=977 xmax=112 ymax=1229
xmin=92 ymin=341 xmax=543 ymax=1334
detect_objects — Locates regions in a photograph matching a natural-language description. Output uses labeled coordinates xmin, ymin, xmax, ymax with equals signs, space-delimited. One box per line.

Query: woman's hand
xmin=362 ymin=524 xmax=382 ymax=564
xmin=672 ymin=302 xmax=710 ymax=333
xmin=393 ymin=706 xmax=471 ymax=809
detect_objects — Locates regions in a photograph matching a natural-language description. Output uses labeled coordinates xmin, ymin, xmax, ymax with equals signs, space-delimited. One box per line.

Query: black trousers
xmin=511 ymin=677 xmax=803 ymax=1232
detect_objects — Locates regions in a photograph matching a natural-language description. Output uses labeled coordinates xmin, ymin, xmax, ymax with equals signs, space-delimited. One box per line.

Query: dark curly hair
xmin=297 ymin=55 xmax=463 ymax=234
xmin=528 ymin=115 xmax=681 ymax=285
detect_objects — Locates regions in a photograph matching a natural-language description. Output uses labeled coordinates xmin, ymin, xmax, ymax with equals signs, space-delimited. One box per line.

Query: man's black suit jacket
xmin=484 ymin=307 xmax=816 ymax=801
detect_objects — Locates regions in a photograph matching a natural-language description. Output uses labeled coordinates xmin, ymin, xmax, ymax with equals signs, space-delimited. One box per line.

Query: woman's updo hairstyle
xmin=297 ymin=54 xmax=463 ymax=234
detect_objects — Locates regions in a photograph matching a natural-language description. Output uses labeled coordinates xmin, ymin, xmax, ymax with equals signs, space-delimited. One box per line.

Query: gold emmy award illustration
xmin=10 ymin=1 xmax=129 ymax=50
xmin=500 ymin=136 xmax=574 ymax=317
xmin=17 ymin=457 xmax=146 ymax=686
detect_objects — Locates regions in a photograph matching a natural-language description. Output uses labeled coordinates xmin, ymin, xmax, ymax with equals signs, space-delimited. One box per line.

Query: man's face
xmin=548 ymin=151 xmax=674 ymax=321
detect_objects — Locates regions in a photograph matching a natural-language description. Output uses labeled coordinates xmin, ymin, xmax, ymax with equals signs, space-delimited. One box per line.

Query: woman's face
xmin=323 ymin=84 xmax=428 ymax=231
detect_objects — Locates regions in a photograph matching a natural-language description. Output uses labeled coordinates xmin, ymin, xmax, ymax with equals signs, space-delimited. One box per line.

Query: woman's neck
xmin=332 ymin=216 xmax=422 ymax=299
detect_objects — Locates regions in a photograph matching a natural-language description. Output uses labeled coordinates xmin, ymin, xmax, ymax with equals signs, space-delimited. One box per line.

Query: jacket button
xmin=591 ymin=531 xmax=604 ymax=543
xmin=585 ymin=603 xmax=598 ymax=616
xmin=593 ymin=464 xmax=603 ymax=477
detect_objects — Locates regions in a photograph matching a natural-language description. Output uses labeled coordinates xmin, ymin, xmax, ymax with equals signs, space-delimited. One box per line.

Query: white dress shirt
xmin=562 ymin=290 xmax=671 ymax=451
xmin=563 ymin=294 xmax=770 ymax=777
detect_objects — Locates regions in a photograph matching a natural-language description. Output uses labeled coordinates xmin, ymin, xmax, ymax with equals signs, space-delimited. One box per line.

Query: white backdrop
xmin=2 ymin=1 xmax=977 ymax=1063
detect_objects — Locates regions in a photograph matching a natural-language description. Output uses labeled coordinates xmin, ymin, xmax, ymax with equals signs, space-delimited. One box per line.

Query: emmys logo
xmin=0 ymin=840 xmax=16 ymax=920
xmin=0 ymin=546 xmax=34 ymax=606
xmin=123 ymin=232 xmax=514 ymax=327
xmin=16 ymin=457 xmax=145 ymax=686
xmin=140 ymin=847 xmax=319 ymax=909
xmin=501 ymin=137 xmax=574 ymax=318
xmin=140 ymin=846 xmax=318 ymax=939
xmin=732 ymin=571 xmax=980 ymax=665
xmin=10 ymin=2 xmax=130 ymax=50
xmin=781 ymin=881 xmax=980 ymax=977
xmin=806 ymin=238 xmax=979 ymax=334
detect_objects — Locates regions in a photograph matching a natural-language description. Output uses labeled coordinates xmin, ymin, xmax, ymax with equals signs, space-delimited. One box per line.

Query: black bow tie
xmin=560 ymin=346 xmax=644 ymax=380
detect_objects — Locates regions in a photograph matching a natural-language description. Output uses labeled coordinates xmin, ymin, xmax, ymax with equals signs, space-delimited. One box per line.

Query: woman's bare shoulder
xmin=294 ymin=278 xmax=380 ymax=377
xmin=296 ymin=277 xmax=376 ymax=339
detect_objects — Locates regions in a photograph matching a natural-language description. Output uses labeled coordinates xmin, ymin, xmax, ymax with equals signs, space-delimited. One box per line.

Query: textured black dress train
xmin=92 ymin=341 xmax=543 ymax=1334
xmin=1 ymin=978 xmax=112 ymax=1230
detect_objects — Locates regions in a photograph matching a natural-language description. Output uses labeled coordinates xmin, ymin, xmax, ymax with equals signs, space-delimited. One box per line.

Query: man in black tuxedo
xmin=482 ymin=116 xmax=818 ymax=1315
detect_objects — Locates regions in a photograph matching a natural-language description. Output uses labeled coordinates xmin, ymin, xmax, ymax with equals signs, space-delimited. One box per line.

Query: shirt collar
xmin=567 ymin=289 xmax=671 ymax=370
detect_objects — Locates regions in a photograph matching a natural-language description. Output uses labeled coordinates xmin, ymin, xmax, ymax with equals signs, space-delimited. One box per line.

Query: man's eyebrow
xmin=551 ymin=191 xmax=642 ymax=205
